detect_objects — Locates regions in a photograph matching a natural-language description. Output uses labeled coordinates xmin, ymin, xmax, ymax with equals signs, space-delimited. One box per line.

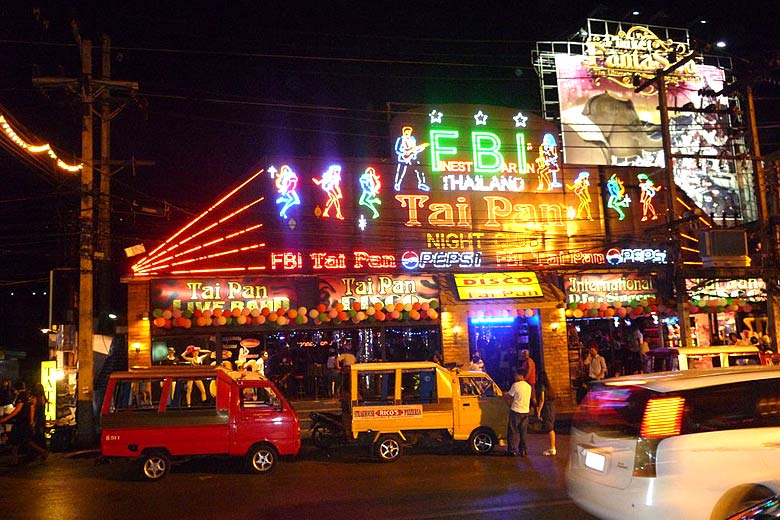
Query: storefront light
xmin=471 ymin=316 xmax=516 ymax=325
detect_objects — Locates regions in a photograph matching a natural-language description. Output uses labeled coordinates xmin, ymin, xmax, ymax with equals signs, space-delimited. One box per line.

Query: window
xmin=241 ymin=386 xmax=279 ymax=408
xmin=460 ymin=376 xmax=497 ymax=397
xmin=167 ymin=377 xmax=217 ymax=409
xmin=357 ymin=371 xmax=395 ymax=405
xmin=111 ymin=378 xmax=165 ymax=412
xmin=728 ymin=353 xmax=761 ymax=366
xmin=401 ymin=369 xmax=437 ymax=404
xmin=684 ymin=379 xmax=780 ymax=433
xmin=687 ymin=354 xmax=719 ymax=369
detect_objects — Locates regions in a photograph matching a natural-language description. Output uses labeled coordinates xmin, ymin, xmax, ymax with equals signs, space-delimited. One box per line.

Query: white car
xmin=566 ymin=366 xmax=780 ymax=520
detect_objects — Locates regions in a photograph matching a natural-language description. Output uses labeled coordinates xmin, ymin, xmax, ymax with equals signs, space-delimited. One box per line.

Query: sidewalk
xmin=290 ymin=398 xmax=341 ymax=438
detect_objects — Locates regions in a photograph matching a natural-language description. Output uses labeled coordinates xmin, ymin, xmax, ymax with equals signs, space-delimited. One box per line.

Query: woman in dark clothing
xmin=30 ymin=383 xmax=49 ymax=457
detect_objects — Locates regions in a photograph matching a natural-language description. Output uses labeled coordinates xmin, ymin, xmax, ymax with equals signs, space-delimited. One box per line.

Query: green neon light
xmin=471 ymin=131 xmax=504 ymax=173
xmin=429 ymin=129 xmax=459 ymax=172
xmin=515 ymin=132 xmax=528 ymax=174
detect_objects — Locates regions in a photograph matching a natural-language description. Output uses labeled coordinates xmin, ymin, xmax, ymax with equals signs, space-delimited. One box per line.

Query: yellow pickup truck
xmin=339 ymin=361 xmax=508 ymax=462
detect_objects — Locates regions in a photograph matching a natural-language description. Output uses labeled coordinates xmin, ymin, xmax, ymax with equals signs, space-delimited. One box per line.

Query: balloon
xmin=172 ymin=309 xmax=182 ymax=319
xmin=429 ymin=300 xmax=439 ymax=309
xmin=231 ymin=308 xmax=241 ymax=318
xmin=390 ymin=310 xmax=400 ymax=320
xmin=338 ymin=311 xmax=348 ymax=321
xmin=162 ymin=309 xmax=173 ymax=319
xmin=236 ymin=315 xmax=247 ymax=325
xmin=743 ymin=304 xmax=753 ymax=313
xmin=152 ymin=308 xmax=164 ymax=318
xmin=427 ymin=308 xmax=437 ymax=319
xmin=375 ymin=311 xmax=385 ymax=321
xmin=295 ymin=315 xmax=305 ymax=325
xmin=409 ymin=310 xmax=420 ymax=320
xmin=268 ymin=312 xmax=278 ymax=322
xmin=309 ymin=309 xmax=320 ymax=319
xmin=348 ymin=309 xmax=357 ymax=318
xmin=287 ymin=309 xmax=298 ymax=319
xmin=524 ymin=309 xmax=535 ymax=317
xmin=317 ymin=303 xmax=327 ymax=313
xmin=335 ymin=302 xmax=344 ymax=312
xmin=421 ymin=302 xmax=430 ymax=311
xmin=412 ymin=302 xmax=422 ymax=311
xmin=356 ymin=311 xmax=366 ymax=321
xmin=298 ymin=306 xmax=307 ymax=316
xmin=216 ymin=316 xmax=227 ymax=326
xmin=196 ymin=317 xmax=207 ymax=327
xmin=241 ymin=308 xmax=251 ymax=316
xmin=352 ymin=302 xmax=362 ymax=312
xmin=328 ymin=309 xmax=339 ymax=319
xmin=261 ymin=307 xmax=271 ymax=316
xmin=153 ymin=317 xmax=166 ymax=327
xmin=565 ymin=309 xmax=573 ymax=318
xmin=605 ymin=308 xmax=615 ymax=317
xmin=366 ymin=307 xmax=376 ymax=316
xmin=203 ymin=309 xmax=212 ymax=319
xmin=573 ymin=309 xmax=584 ymax=318
xmin=374 ymin=302 xmax=384 ymax=311
xmin=318 ymin=312 xmax=328 ymax=322
xmin=256 ymin=315 xmax=266 ymax=325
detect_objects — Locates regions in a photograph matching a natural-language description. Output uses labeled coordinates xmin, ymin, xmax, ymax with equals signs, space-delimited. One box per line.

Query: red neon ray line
xmin=135 ymin=223 xmax=264 ymax=271
xmin=132 ymin=170 xmax=263 ymax=270
xmin=171 ymin=267 xmax=249 ymax=274
xmin=139 ymin=196 xmax=263 ymax=267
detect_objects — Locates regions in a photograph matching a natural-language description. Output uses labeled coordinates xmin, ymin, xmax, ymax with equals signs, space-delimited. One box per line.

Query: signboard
xmin=686 ymin=278 xmax=766 ymax=303
xmin=352 ymin=405 xmax=423 ymax=420
xmin=553 ymin=22 xmax=749 ymax=223
xmin=564 ymin=273 xmax=657 ymax=305
xmin=319 ymin=274 xmax=439 ymax=310
xmin=454 ymin=272 xmax=543 ymax=300
xmin=150 ymin=277 xmax=298 ymax=313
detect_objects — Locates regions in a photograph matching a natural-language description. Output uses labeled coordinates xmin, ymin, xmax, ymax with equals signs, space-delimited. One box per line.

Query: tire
xmin=711 ymin=484 xmax=774 ymax=520
xmin=246 ymin=443 xmax=277 ymax=474
xmin=139 ymin=451 xmax=170 ymax=481
xmin=373 ymin=434 xmax=403 ymax=463
xmin=468 ymin=429 xmax=497 ymax=455
xmin=311 ymin=423 xmax=337 ymax=449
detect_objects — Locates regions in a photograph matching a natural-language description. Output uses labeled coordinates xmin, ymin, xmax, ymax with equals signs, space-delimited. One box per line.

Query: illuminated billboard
xmin=543 ymin=20 xmax=754 ymax=224
xmin=131 ymin=105 xmax=671 ymax=277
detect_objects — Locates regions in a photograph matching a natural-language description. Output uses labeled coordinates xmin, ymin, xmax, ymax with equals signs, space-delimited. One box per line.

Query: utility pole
xmin=746 ymin=85 xmax=779 ymax=348
xmin=77 ymin=38 xmax=96 ymax=447
xmin=636 ymin=54 xmax=696 ymax=347
xmin=33 ymin=32 xmax=138 ymax=447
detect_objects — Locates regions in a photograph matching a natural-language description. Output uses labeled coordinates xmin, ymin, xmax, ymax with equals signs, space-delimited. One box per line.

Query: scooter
xmin=309 ymin=411 xmax=346 ymax=449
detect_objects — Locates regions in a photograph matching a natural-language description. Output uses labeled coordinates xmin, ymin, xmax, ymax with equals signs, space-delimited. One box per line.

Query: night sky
xmin=0 ymin=1 xmax=778 ymax=360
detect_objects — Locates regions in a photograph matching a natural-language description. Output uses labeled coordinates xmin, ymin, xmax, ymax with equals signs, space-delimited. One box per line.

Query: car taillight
xmin=640 ymin=396 xmax=684 ymax=438
xmin=633 ymin=396 xmax=685 ymax=477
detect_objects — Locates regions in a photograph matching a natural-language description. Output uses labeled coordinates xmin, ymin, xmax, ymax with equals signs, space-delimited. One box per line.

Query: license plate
xmin=584 ymin=450 xmax=606 ymax=472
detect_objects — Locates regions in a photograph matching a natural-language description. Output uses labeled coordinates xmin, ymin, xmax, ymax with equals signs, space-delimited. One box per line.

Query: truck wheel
xmin=246 ymin=443 xmax=277 ymax=474
xmin=468 ymin=429 xmax=497 ymax=455
xmin=139 ymin=451 xmax=170 ymax=481
xmin=373 ymin=434 xmax=403 ymax=462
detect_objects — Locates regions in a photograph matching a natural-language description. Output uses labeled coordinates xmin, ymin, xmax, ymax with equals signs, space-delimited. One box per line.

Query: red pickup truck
xmin=101 ymin=366 xmax=300 ymax=480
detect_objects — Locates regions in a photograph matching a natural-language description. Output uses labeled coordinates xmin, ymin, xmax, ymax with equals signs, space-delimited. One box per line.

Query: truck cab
xmin=341 ymin=362 xmax=507 ymax=462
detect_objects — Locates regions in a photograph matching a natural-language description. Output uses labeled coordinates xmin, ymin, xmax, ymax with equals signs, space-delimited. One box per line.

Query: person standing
xmin=583 ymin=346 xmax=608 ymax=382
xmin=536 ymin=371 xmax=557 ymax=456
xmin=30 ymin=383 xmax=49 ymax=459
xmin=504 ymin=369 xmax=532 ymax=457
xmin=255 ymin=351 xmax=269 ymax=377
xmin=325 ymin=349 xmax=339 ymax=397
xmin=468 ymin=354 xmax=484 ymax=372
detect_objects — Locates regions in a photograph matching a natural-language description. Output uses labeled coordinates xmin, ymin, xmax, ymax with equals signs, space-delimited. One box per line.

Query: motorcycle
xmin=309 ymin=411 xmax=346 ymax=449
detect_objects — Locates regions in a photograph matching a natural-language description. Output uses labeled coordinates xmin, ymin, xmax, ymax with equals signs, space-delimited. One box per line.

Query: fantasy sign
xmin=552 ymin=20 xmax=751 ymax=224
xmin=131 ymin=104 xmax=668 ymax=277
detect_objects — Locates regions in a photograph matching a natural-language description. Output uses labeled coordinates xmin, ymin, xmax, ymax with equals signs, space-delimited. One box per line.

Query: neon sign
xmin=394 ymin=126 xmax=430 ymax=192
xmin=637 ymin=173 xmax=661 ymax=222
xmin=401 ymin=250 xmax=482 ymax=270
xmin=565 ymin=273 xmax=657 ymax=305
xmin=358 ymin=167 xmax=382 ymax=219
xmin=429 ymin=129 xmax=528 ymax=176
xmin=273 ymin=164 xmax=300 ymax=219
xmin=566 ymin=171 xmax=592 ymax=220
xmin=606 ymin=174 xmax=631 ymax=221
xmin=313 ymin=164 xmax=344 ymax=219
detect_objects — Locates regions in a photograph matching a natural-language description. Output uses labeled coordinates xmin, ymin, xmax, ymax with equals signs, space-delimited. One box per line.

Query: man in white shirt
xmin=504 ymin=369 xmax=532 ymax=457
xmin=583 ymin=346 xmax=607 ymax=381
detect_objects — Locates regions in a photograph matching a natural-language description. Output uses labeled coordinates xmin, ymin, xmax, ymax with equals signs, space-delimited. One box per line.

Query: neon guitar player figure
xmin=393 ymin=125 xmax=430 ymax=192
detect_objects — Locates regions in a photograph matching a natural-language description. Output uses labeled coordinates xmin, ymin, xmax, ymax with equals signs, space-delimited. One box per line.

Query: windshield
xmin=573 ymin=384 xmax=655 ymax=438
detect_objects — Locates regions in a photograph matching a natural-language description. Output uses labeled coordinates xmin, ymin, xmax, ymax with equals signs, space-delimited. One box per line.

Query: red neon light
xmin=132 ymin=170 xmax=263 ymax=270
xmin=170 ymin=267 xmax=254 ymax=274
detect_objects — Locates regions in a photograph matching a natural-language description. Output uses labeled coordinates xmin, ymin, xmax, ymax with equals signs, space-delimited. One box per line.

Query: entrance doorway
xmin=467 ymin=313 xmax=541 ymax=390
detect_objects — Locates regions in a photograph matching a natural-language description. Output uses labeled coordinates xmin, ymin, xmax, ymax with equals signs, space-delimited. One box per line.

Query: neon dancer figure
xmin=637 ymin=173 xmax=661 ymax=222
xmin=313 ymin=164 xmax=344 ymax=219
xmin=358 ymin=167 xmax=382 ymax=219
xmin=566 ymin=171 xmax=592 ymax=220
xmin=535 ymin=133 xmax=562 ymax=190
xmin=394 ymin=126 xmax=430 ymax=192
xmin=606 ymin=173 xmax=631 ymax=221
xmin=274 ymin=165 xmax=300 ymax=219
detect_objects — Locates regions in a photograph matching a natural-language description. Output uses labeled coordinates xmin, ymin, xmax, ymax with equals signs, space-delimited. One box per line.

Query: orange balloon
xmin=287 ymin=309 xmax=298 ymax=319
xmin=212 ymin=308 xmax=223 ymax=318
xmin=352 ymin=302 xmax=362 ymax=312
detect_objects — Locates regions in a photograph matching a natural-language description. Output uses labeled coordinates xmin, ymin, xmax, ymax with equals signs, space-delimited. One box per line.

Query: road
xmin=0 ymin=431 xmax=599 ymax=520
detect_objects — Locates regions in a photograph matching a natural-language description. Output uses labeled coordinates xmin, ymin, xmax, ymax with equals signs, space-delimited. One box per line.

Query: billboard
xmin=553 ymin=22 xmax=749 ymax=222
